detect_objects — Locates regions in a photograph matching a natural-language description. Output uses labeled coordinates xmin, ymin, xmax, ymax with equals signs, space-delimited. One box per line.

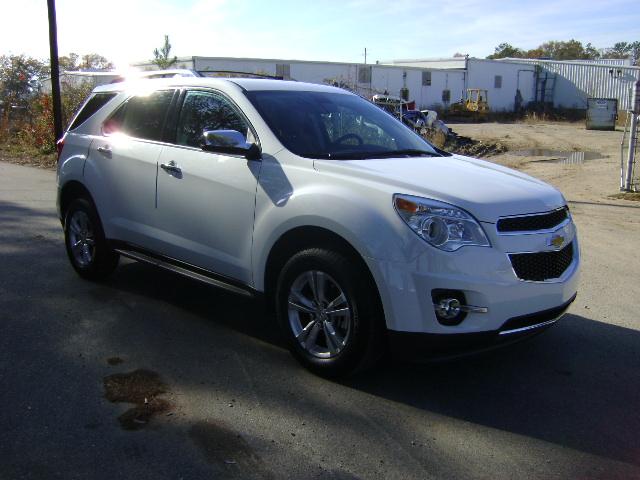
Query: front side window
xmin=176 ymin=91 xmax=249 ymax=148
xmin=245 ymin=90 xmax=438 ymax=159
xmin=104 ymin=90 xmax=174 ymax=141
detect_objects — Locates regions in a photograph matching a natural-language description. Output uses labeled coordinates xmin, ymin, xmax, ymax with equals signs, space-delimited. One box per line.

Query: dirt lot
xmin=447 ymin=121 xmax=633 ymax=204
xmin=449 ymin=122 xmax=640 ymax=334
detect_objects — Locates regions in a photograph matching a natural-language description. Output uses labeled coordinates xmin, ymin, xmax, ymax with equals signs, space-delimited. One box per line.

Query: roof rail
xmin=110 ymin=69 xmax=201 ymax=83
xmin=196 ymin=70 xmax=286 ymax=80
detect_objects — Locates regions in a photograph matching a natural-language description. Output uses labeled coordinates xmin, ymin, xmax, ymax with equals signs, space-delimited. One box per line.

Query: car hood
xmin=314 ymin=154 xmax=565 ymax=222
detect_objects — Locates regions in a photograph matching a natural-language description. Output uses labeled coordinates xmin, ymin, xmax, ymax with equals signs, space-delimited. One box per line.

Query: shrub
xmin=10 ymin=81 xmax=93 ymax=154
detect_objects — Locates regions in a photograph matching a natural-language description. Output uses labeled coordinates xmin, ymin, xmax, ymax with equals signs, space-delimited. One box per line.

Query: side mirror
xmin=200 ymin=130 xmax=261 ymax=161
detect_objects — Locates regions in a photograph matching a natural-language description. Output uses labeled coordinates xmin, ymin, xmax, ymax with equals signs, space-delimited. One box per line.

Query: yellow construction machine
xmin=450 ymin=88 xmax=489 ymax=117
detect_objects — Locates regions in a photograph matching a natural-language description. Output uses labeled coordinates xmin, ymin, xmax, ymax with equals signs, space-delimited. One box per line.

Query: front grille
xmin=509 ymin=242 xmax=574 ymax=281
xmin=497 ymin=207 xmax=568 ymax=233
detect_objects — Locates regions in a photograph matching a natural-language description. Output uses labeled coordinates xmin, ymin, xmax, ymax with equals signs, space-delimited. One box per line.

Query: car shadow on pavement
xmin=105 ymin=260 xmax=640 ymax=467
xmin=345 ymin=313 xmax=640 ymax=467
xmin=106 ymin=259 xmax=285 ymax=348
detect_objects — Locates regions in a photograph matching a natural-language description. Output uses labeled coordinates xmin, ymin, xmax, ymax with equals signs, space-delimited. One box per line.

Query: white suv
xmin=57 ymin=77 xmax=580 ymax=376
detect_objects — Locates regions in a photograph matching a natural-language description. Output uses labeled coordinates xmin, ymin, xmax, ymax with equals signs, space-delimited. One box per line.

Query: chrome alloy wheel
xmin=287 ymin=270 xmax=352 ymax=359
xmin=67 ymin=210 xmax=95 ymax=267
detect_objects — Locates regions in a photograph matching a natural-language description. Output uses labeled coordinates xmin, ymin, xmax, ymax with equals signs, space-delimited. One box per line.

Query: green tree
xmin=632 ymin=42 xmax=640 ymax=66
xmin=80 ymin=53 xmax=113 ymax=70
xmin=58 ymin=53 xmax=80 ymax=71
xmin=153 ymin=35 xmax=178 ymax=69
xmin=58 ymin=52 xmax=113 ymax=71
xmin=537 ymin=40 xmax=598 ymax=60
xmin=599 ymin=41 xmax=640 ymax=65
xmin=487 ymin=43 xmax=525 ymax=59
xmin=487 ymin=39 xmax=601 ymax=60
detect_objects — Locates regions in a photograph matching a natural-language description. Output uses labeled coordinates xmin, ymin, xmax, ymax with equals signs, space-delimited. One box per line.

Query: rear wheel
xmin=64 ymin=198 xmax=119 ymax=281
xmin=276 ymin=248 xmax=384 ymax=377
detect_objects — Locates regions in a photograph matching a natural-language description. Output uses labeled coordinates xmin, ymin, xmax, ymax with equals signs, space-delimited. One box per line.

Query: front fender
xmin=251 ymin=166 xmax=410 ymax=291
xmin=56 ymin=136 xmax=92 ymax=219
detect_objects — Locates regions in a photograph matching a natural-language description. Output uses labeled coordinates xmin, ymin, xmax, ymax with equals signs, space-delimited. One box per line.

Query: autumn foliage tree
xmin=0 ymin=55 xmax=48 ymax=124
xmin=487 ymin=39 xmax=638 ymax=64
xmin=1 ymin=52 xmax=112 ymax=155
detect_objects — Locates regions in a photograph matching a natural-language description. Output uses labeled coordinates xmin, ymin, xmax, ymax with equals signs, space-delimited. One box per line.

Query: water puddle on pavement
xmin=512 ymin=149 xmax=604 ymax=165
xmin=103 ymin=369 xmax=173 ymax=430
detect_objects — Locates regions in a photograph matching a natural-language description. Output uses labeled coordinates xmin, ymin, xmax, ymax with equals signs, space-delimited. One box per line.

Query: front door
xmin=155 ymin=89 xmax=261 ymax=285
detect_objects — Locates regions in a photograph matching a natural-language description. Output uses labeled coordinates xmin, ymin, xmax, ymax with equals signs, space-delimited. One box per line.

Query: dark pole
xmin=47 ymin=0 xmax=63 ymax=141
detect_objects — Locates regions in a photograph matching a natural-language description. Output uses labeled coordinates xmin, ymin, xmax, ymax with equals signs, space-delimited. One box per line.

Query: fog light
xmin=431 ymin=289 xmax=488 ymax=326
xmin=431 ymin=289 xmax=467 ymax=326
xmin=435 ymin=298 xmax=462 ymax=320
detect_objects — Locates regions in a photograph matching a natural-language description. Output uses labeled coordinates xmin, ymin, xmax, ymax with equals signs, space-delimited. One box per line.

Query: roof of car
xmin=93 ymin=77 xmax=350 ymax=95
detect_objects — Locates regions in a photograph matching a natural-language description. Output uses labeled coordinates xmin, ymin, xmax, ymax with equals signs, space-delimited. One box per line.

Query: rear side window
xmin=68 ymin=92 xmax=117 ymax=131
xmin=103 ymin=90 xmax=175 ymax=141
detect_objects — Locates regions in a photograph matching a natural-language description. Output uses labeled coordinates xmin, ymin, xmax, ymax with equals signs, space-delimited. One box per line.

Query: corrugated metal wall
xmin=504 ymin=59 xmax=640 ymax=110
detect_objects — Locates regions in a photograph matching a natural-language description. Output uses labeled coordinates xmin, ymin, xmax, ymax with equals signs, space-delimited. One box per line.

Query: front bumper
xmin=388 ymin=293 xmax=576 ymax=360
xmin=363 ymin=220 xmax=580 ymax=335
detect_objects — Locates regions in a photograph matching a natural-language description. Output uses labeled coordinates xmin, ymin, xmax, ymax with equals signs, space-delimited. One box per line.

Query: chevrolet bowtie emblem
xmin=549 ymin=234 xmax=565 ymax=248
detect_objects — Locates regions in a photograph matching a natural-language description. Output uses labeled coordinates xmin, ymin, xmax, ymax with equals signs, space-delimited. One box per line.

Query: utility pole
xmin=47 ymin=0 xmax=63 ymax=142
xmin=364 ymin=48 xmax=367 ymax=65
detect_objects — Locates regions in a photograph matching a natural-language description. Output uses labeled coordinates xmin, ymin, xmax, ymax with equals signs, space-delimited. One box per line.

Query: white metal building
xmin=387 ymin=56 xmax=640 ymax=111
xmin=135 ymin=56 xmax=467 ymax=111
xmin=41 ymin=71 xmax=121 ymax=94
xmin=130 ymin=55 xmax=640 ymax=113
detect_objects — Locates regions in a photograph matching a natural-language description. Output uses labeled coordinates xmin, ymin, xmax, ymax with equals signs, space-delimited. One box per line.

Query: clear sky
xmin=4 ymin=0 xmax=639 ymax=69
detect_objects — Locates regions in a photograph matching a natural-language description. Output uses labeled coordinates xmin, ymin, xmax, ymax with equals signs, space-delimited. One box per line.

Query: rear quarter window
xmin=103 ymin=90 xmax=175 ymax=141
xmin=68 ymin=92 xmax=117 ymax=131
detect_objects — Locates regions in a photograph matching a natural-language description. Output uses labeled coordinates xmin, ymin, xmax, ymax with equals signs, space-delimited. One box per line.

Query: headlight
xmin=393 ymin=194 xmax=490 ymax=251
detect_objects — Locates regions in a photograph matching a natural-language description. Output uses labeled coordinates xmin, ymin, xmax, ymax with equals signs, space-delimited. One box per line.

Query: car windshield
xmin=245 ymin=90 xmax=439 ymax=160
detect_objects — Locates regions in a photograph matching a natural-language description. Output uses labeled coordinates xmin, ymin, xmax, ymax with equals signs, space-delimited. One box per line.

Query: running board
xmin=114 ymin=248 xmax=254 ymax=298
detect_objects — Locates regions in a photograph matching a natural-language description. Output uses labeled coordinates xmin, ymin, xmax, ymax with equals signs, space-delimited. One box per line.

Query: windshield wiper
xmin=303 ymin=149 xmax=440 ymax=160
xmin=365 ymin=149 xmax=440 ymax=158
xmin=301 ymin=152 xmax=370 ymax=160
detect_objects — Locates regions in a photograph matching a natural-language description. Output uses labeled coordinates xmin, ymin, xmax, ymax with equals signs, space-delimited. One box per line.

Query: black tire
xmin=64 ymin=197 xmax=119 ymax=281
xmin=275 ymin=248 xmax=385 ymax=377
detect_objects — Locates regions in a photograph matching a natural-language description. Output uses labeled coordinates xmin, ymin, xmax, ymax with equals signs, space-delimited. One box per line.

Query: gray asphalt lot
xmin=1 ymin=161 xmax=639 ymax=479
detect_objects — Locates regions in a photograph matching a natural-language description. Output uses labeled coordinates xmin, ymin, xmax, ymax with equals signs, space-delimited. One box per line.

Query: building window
xmin=358 ymin=66 xmax=372 ymax=84
xmin=276 ymin=64 xmax=290 ymax=79
xmin=494 ymin=75 xmax=502 ymax=88
xmin=422 ymin=71 xmax=431 ymax=86
xmin=442 ymin=89 xmax=451 ymax=102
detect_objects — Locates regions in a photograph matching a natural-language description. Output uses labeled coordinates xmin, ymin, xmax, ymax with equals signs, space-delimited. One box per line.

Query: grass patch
xmin=0 ymin=142 xmax=56 ymax=169
xmin=609 ymin=192 xmax=640 ymax=202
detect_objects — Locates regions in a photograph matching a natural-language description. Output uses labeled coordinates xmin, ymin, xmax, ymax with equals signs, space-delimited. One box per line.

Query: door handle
xmin=160 ymin=161 xmax=181 ymax=174
xmin=97 ymin=145 xmax=112 ymax=158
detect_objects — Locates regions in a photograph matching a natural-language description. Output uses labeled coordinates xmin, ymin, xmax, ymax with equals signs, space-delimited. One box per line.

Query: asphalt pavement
xmin=1 ymin=161 xmax=639 ymax=479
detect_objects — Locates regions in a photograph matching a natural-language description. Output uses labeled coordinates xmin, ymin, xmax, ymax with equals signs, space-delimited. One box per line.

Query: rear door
xmin=83 ymin=89 xmax=176 ymax=245
xmin=154 ymin=89 xmax=261 ymax=284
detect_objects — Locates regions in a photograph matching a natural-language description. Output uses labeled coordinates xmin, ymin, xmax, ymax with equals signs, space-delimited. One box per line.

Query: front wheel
xmin=275 ymin=248 xmax=384 ymax=377
xmin=64 ymin=198 xmax=119 ymax=281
